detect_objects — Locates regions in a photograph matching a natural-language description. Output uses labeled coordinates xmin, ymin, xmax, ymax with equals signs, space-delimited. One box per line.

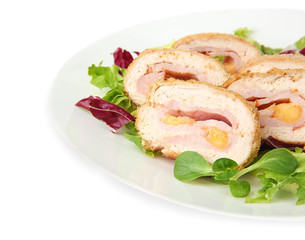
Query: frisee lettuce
xmin=87 ymin=57 xmax=156 ymax=156
xmin=88 ymin=62 xmax=136 ymax=114
xmin=295 ymin=36 xmax=305 ymax=50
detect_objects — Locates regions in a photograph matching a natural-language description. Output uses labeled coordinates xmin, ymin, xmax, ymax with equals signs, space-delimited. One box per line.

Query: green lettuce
xmin=88 ymin=61 xmax=157 ymax=156
xmin=295 ymin=36 xmax=305 ymax=50
xmin=154 ymin=39 xmax=176 ymax=49
xmin=88 ymin=62 xmax=136 ymax=114
xmin=124 ymin=122 xmax=155 ymax=157
xmin=234 ymin=27 xmax=283 ymax=55
xmin=174 ymin=148 xmax=305 ymax=205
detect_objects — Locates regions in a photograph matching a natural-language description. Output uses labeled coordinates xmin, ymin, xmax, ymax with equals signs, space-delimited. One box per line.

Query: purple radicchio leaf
xmin=76 ymin=96 xmax=135 ymax=132
xmin=280 ymin=49 xmax=298 ymax=55
xmin=113 ymin=47 xmax=134 ymax=68
xmin=264 ymin=136 xmax=304 ymax=151
xmin=299 ymin=48 xmax=305 ymax=56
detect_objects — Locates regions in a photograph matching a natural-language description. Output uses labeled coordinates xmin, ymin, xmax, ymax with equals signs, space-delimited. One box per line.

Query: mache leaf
xmin=174 ymin=151 xmax=214 ymax=181
xmin=212 ymin=158 xmax=238 ymax=172
xmin=257 ymin=148 xmax=299 ymax=174
xmin=229 ymin=180 xmax=251 ymax=198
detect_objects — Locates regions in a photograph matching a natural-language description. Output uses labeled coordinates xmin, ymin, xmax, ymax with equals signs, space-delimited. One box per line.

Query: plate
xmin=48 ymin=9 xmax=305 ymax=220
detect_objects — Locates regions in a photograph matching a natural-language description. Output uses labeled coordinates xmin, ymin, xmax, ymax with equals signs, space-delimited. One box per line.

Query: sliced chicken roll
xmin=239 ymin=54 xmax=305 ymax=73
xmin=124 ymin=48 xmax=228 ymax=105
xmin=136 ymin=79 xmax=261 ymax=167
xmin=227 ymin=68 xmax=305 ymax=148
xmin=173 ymin=33 xmax=261 ymax=74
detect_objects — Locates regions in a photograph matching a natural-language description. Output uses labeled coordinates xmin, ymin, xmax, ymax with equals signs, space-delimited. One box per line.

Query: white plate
xmin=48 ymin=9 xmax=305 ymax=220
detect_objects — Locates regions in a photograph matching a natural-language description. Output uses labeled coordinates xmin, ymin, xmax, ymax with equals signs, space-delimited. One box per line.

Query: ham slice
xmin=136 ymin=62 xmax=206 ymax=95
xmin=226 ymin=68 xmax=305 ymax=147
xmin=231 ymin=89 xmax=305 ymax=129
xmin=136 ymin=79 xmax=260 ymax=166
xmin=173 ymin=33 xmax=261 ymax=74
xmin=124 ymin=48 xmax=228 ymax=105
xmin=156 ymin=106 xmax=238 ymax=152
xmin=137 ymin=72 xmax=165 ymax=95
xmin=187 ymin=47 xmax=243 ymax=73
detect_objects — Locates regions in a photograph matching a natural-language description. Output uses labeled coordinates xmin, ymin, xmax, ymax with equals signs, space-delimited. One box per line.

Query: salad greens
xmin=295 ymin=36 xmax=305 ymax=50
xmin=234 ymin=27 xmax=283 ymax=55
xmin=88 ymin=63 xmax=136 ymax=114
xmin=76 ymin=96 xmax=135 ymax=132
xmin=85 ymin=53 xmax=157 ymax=156
xmin=77 ymin=28 xmax=305 ymax=205
xmin=234 ymin=27 xmax=305 ymax=55
xmin=174 ymin=148 xmax=305 ymax=204
xmin=154 ymin=39 xmax=176 ymax=49
xmin=124 ymin=121 xmax=155 ymax=157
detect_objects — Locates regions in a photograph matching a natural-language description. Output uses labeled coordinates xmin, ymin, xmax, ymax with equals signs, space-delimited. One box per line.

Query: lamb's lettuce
xmin=174 ymin=148 xmax=305 ymax=205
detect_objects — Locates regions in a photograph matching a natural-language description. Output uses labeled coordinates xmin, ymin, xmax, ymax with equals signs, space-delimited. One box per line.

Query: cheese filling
xmin=162 ymin=114 xmax=231 ymax=150
xmin=272 ymin=103 xmax=303 ymax=124
xmin=206 ymin=126 xmax=229 ymax=149
xmin=163 ymin=115 xmax=195 ymax=125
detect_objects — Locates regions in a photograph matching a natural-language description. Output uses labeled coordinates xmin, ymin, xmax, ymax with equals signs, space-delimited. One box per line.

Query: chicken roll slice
xmin=136 ymin=79 xmax=260 ymax=167
xmin=123 ymin=48 xmax=228 ymax=105
xmin=226 ymin=68 xmax=305 ymax=148
xmin=239 ymin=54 xmax=305 ymax=74
xmin=173 ymin=33 xmax=260 ymax=74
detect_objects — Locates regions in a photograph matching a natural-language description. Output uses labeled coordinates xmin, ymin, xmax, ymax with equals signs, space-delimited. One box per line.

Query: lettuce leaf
xmin=75 ymin=96 xmax=135 ymax=132
xmin=245 ymin=148 xmax=305 ymax=205
xmin=89 ymin=64 xmax=124 ymax=91
xmin=234 ymin=27 xmax=253 ymax=39
xmin=88 ymin=62 xmax=136 ymax=114
xmin=124 ymin=122 xmax=155 ymax=157
xmin=78 ymin=48 xmax=156 ymax=156
xmin=234 ymin=27 xmax=282 ymax=55
xmin=295 ymin=36 xmax=305 ymax=50
xmin=154 ymin=39 xmax=176 ymax=49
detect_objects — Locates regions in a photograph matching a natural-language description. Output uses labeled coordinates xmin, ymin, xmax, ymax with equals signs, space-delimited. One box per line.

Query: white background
xmin=1 ymin=1 xmax=305 ymax=239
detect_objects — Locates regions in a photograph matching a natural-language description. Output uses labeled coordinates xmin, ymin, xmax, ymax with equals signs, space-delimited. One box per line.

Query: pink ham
xmin=183 ymin=46 xmax=243 ymax=73
xmin=136 ymin=72 xmax=165 ymax=95
xmin=164 ymin=132 xmax=238 ymax=153
xmin=237 ymin=89 xmax=305 ymax=129
xmin=136 ymin=62 xmax=206 ymax=95
xmin=148 ymin=63 xmax=206 ymax=82
xmin=154 ymin=101 xmax=238 ymax=152
xmin=163 ymin=100 xmax=239 ymax=129
xmin=135 ymin=79 xmax=260 ymax=166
